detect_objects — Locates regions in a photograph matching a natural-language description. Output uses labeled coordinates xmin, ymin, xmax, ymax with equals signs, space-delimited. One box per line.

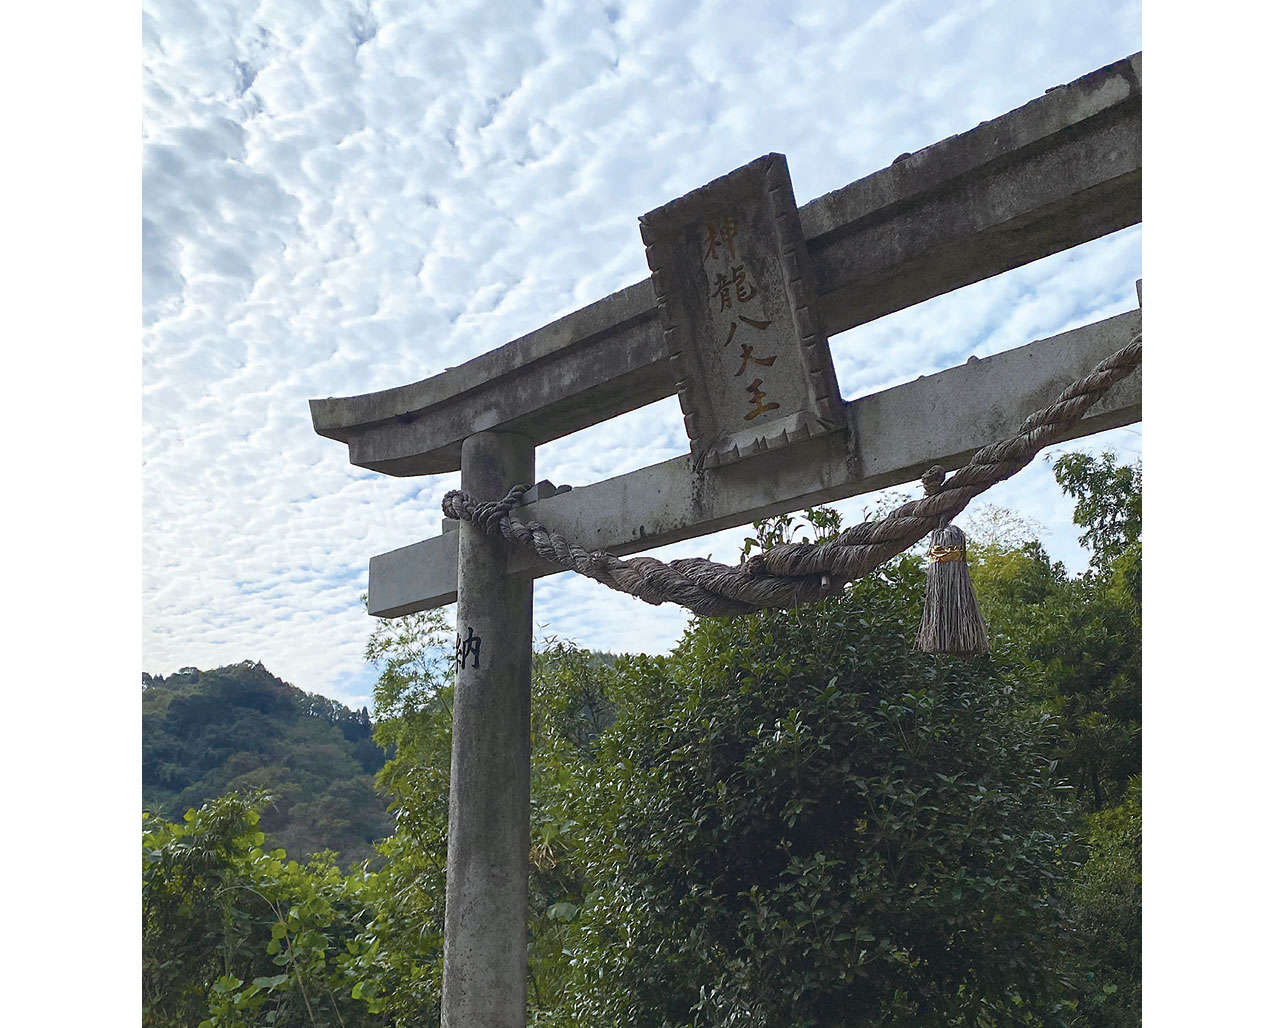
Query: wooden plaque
xmin=640 ymin=153 xmax=843 ymax=467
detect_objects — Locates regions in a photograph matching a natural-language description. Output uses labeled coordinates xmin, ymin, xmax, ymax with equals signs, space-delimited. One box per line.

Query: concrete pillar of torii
xmin=441 ymin=430 xmax=535 ymax=1027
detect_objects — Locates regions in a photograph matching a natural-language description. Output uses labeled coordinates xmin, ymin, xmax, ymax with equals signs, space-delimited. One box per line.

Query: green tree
xmin=527 ymin=639 xmax=621 ymax=1015
xmin=358 ymin=607 xmax=624 ymax=1022
xmin=1067 ymin=778 xmax=1141 ymax=1025
xmin=1052 ymin=452 xmax=1141 ymax=574
xmin=344 ymin=606 xmax=456 ymax=1023
xmin=965 ymin=451 xmax=1142 ymax=1025
xmin=967 ymin=453 xmax=1141 ymax=810
xmin=554 ymin=558 xmax=1080 ymax=1026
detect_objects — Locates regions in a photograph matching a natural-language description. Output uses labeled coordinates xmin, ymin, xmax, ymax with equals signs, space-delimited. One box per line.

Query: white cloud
xmin=143 ymin=0 xmax=1141 ymax=706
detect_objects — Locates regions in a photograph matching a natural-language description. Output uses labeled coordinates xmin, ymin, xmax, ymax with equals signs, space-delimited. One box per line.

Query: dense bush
xmin=1068 ymin=778 xmax=1142 ymax=1025
xmin=142 ymin=793 xmax=381 ymax=1027
xmin=553 ymin=558 xmax=1080 ymax=1026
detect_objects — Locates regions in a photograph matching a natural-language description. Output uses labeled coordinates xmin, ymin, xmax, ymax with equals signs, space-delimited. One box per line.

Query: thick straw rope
xmin=442 ymin=335 xmax=1141 ymax=617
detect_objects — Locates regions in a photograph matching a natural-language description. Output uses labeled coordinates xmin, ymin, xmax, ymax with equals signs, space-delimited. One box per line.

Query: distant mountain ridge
xmin=142 ymin=660 xmax=390 ymax=865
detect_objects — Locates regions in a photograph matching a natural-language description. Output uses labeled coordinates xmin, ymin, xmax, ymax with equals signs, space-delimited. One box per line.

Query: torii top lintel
xmin=309 ymin=53 xmax=1140 ymax=477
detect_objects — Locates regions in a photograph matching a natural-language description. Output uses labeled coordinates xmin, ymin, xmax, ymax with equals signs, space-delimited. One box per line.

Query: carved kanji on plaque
xmin=639 ymin=153 xmax=843 ymax=467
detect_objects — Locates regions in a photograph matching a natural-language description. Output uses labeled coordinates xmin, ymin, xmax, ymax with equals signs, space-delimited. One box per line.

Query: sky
xmin=142 ymin=0 xmax=1142 ymax=708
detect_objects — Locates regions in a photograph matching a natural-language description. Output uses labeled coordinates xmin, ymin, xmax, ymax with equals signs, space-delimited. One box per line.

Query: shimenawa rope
xmin=441 ymin=335 xmax=1141 ymax=650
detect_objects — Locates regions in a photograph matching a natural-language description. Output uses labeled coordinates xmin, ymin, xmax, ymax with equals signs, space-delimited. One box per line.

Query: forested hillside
xmin=142 ymin=661 xmax=390 ymax=865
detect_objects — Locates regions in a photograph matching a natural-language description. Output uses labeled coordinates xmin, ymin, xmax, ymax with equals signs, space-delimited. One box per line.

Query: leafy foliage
xmin=352 ymin=612 xmax=622 ymax=1022
xmin=963 ymin=452 xmax=1142 ymax=1025
xmin=350 ymin=607 xmax=457 ymax=1023
xmin=1052 ymin=452 xmax=1141 ymax=574
xmin=1068 ymin=778 xmax=1142 ymax=1025
xmin=739 ymin=505 xmax=844 ymax=558
xmin=553 ymin=561 xmax=1079 ymax=1026
xmin=967 ymin=455 xmax=1141 ymax=810
xmin=142 ymin=792 xmax=382 ymax=1027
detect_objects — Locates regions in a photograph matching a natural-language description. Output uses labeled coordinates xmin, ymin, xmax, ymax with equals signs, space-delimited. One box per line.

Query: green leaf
xmin=547 ymin=901 xmax=579 ymax=922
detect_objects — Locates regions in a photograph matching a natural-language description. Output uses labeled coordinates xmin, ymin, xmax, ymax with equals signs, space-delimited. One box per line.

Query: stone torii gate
xmin=311 ymin=54 xmax=1141 ymax=1027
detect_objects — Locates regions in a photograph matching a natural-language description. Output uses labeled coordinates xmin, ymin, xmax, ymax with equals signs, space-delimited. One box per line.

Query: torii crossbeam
xmin=310 ymin=53 xmax=1141 ymax=1027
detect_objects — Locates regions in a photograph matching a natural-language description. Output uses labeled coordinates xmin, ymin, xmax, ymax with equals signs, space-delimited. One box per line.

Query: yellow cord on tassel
xmin=926 ymin=545 xmax=966 ymax=564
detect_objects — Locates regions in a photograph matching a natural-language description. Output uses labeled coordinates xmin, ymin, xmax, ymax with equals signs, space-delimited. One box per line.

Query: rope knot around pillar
xmin=444 ymin=483 xmax=531 ymax=537
xmin=441 ymin=489 xmax=474 ymax=523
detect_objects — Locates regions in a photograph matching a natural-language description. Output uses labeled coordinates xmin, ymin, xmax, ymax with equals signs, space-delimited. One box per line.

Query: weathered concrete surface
xmin=369 ymin=307 xmax=1141 ymax=616
xmin=312 ymin=53 xmax=1140 ymax=477
xmin=640 ymin=153 xmax=843 ymax=465
xmin=441 ymin=431 xmax=535 ymax=1028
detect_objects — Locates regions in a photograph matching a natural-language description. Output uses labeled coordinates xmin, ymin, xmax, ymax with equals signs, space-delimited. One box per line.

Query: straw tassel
xmin=916 ymin=523 xmax=989 ymax=656
xmin=913 ymin=466 xmax=988 ymax=656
